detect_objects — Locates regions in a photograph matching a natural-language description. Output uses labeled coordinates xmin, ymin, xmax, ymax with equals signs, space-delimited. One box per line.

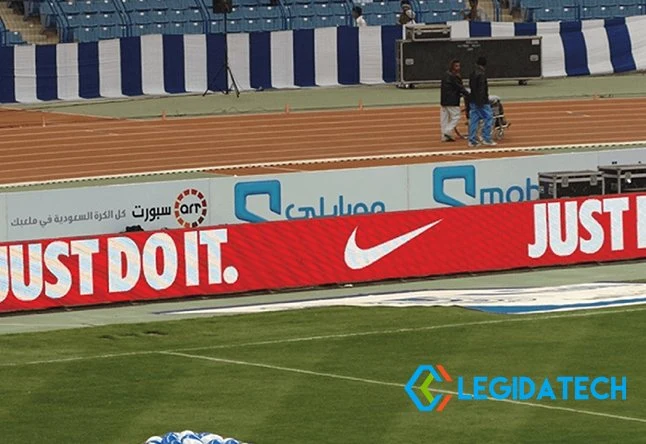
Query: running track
xmin=1 ymin=97 xmax=646 ymax=186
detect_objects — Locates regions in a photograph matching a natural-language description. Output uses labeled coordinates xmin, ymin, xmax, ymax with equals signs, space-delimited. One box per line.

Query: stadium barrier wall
xmin=4 ymin=147 xmax=646 ymax=242
xmin=1 ymin=16 xmax=646 ymax=103
xmin=2 ymin=192 xmax=646 ymax=313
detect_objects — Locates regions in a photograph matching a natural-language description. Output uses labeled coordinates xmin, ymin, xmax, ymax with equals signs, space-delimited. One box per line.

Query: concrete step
xmin=0 ymin=2 xmax=59 ymax=44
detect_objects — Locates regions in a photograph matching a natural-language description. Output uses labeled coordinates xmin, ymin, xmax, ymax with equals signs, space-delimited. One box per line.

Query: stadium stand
xmin=0 ymin=0 xmax=476 ymax=44
xmin=1 ymin=0 xmax=646 ymax=45
xmin=517 ymin=0 xmax=646 ymax=22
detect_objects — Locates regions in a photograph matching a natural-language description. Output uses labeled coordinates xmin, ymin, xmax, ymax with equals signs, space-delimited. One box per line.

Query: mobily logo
xmin=433 ymin=165 xmax=539 ymax=206
xmin=406 ymin=365 xmax=627 ymax=412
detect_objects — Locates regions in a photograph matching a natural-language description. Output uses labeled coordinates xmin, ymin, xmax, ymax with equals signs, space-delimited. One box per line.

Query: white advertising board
xmin=408 ymin=148 xmax=646 ymax=209
xmin=2 ymin=148 xmax=646 ymax=241
xmin=209 ymin=166 xmax=410 ymax=224
xmin=6 ymin=179 xmax=211 ymax=242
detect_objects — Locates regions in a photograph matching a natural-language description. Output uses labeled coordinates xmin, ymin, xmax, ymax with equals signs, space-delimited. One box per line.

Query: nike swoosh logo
xmin=344 ymin=220 xmax=442 ymax=270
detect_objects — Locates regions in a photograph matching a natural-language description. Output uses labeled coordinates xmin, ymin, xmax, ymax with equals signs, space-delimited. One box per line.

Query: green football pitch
xmin=1 ymin=304 xmax=644 ymax=443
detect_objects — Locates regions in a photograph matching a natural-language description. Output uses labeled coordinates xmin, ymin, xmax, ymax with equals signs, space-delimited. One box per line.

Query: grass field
xmin=1 ymin=305 xmax=644 ymax=443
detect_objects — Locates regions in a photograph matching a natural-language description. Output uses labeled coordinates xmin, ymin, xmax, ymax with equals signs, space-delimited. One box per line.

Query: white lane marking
xmin=2 ymin=140 xmax=646 ymax=189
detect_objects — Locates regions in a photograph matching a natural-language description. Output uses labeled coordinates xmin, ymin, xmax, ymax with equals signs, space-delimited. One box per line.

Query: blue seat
xmin=242 ymin=6 xmax=261 ymax=19
xmin=521 ymin=0 xmax=542 ymax=9
xmin=261 ymin=18 xmax=282 ymax=31
xmin=151 ymin=10 xmax=169 ymax=23
xmin=7 ymin=31 xmax=25 ymax=45
xmin=434 ymin=0 xmax=451 ymax=12
xmin=294 ymin=4 xmax=314 ymax=17
xmin=620 ymin=0 xmax=640 ymax=5
xmin=78 ymin=1 xmax=97 ymax=14
xmin=225 ymin=7 xmax=243 ymax=19
xmin=97 ymin=25 xmax=120 ymax=39
xmin=130 ymin=24 xmax=143 ymax=35
xmin=618 ymin=4 xmax=640 ymax=16
xmin=328 ymin=3 xmax=346 ymax=15
xmin=77 ymin=27 xmax=98 ymax=42
xmin=186 ymin=8 xmax=202 ymax=21
xmin=121 ymin=0 xmax=136 ymax=12
xmin=314 ymin=3 xmax=331 ymax=15
xmin=597 ymin=5 xmax=618 ymax=18
xmin=98 ymin=13 xmax=120 ymax=25
xmin=417 ymin=0 xmax=432 ymax=13
xmin=169 ymin=0 xmax=195 ymax=9
xmin=447 ymin=10 xmax=461 ymax=21
xmin=581 ymin=0 xmax=599 ymax=7
xmin=559 ymin=6 xmax=577 ymax=21
xmin=313 ymin=15 xmax=332 ymax=27
xmin=185 ymin=21 xmax=203 ymax=33
xmin=534 ymin=7 xmax=556 ymax=21
xmin=328 ymin=14 xmax=346 ymax=26
xmin=146 ymin=23 xmax=163 ymax=34
xmin=295 ymin=0 xmax=313 ymax=4
xmin=293 ymin=16 xmax=314 ymax=29
xmin=60 ymin=1 xmax=79 ymax=14
xmin=208 ymin=19 xmax=223 ymax=33
xmin=387 ymin=2 xmax=401 ymax=13
xmin=425 ymin=11 xmax=449 ymax=23
xmin=227 ymin=19 xmax=242 ymax=32
xmin=580 ymin=6 xmax=596 ymax=19
xmin=168 ymin=9 xmax=186 ymax=22
xmin=65 ymin=13 xmax=84 ymax=27
xmin=78 ymin=13 xmax=101 ymax=27
xmin=133 ymin=0 xmax=152 ymax=12
xmin=149 ymin=0 xmax=168 ymax=10
xmin=364 ymin=13 xmax=384 ymax=25
xmin=242 ymin=19 xmax=263 ymax=32
xmin=451 ymin=0 xmax=466 ymax=12
xmin=240 ymin=0 xmax=257 ymax=5
xmin=100 ymin=0 xmax=117 ymax=13
xmin=166 ymin=22 xmax=185 ymax=34
xmin=260 ymin=6 xmax=280 ymax=18
xmin=132 ymin=11 xmax=151 ymax=24
xmin=362 ymin=2 xmax=387 ymax=14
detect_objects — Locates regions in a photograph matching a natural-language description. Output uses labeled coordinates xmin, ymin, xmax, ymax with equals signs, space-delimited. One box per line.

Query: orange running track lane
xmin=1 ymin=97 xmax=646 ymax=186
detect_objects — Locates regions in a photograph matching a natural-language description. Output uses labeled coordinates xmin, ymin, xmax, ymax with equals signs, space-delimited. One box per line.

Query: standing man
xmin=463 ymin=0 xmax=489 ymax=22
xmin=440 ymin=59 xmax=469 ymax=142
xmin=469 ymin=56 xmax=496 ymax=147
xmin=352 ymin=6 xmax=367 ymax=27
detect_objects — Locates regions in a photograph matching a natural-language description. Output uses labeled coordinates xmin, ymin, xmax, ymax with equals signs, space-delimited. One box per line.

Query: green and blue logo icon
xmin=404 ymin=364 xmax=453 ymax=412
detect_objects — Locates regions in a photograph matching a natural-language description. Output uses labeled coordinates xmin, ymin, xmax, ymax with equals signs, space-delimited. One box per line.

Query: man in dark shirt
xmin=440 ymin=59 xmax=469 ymax=142
xmin=468 ymin=56 xmax=496 ymax=147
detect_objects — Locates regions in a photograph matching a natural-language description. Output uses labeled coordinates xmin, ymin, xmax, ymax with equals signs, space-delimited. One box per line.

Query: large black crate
xmin=538 ymin=170 xmax=604 ymax=199
xmin=599 ymin=164 xmax=646 ymax=194
xmin=396 ymin=36 xmax=542 ymax=83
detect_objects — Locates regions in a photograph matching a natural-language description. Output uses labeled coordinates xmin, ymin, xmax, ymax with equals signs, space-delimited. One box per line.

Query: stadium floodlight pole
xmin=203 ymin=3 xmax=240 ymax=98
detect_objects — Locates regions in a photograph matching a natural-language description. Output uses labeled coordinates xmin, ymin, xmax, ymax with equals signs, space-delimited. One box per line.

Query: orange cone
xmin=358 ymin=99 xmax=364 ymax=111
xmin=285 ymin=103 xmax=291 ymax=114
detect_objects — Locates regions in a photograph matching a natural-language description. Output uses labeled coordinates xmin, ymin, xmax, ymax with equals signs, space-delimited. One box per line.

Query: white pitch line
xmin=0 ymin=351 xmax=159 ymax=367
xmin=160 ymin=351 xmax=646 ymax=425
xmin=0 ymin=306 xmax=644 ymax=368
xmin=2 ymin=140 xmax=646 ymax=189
